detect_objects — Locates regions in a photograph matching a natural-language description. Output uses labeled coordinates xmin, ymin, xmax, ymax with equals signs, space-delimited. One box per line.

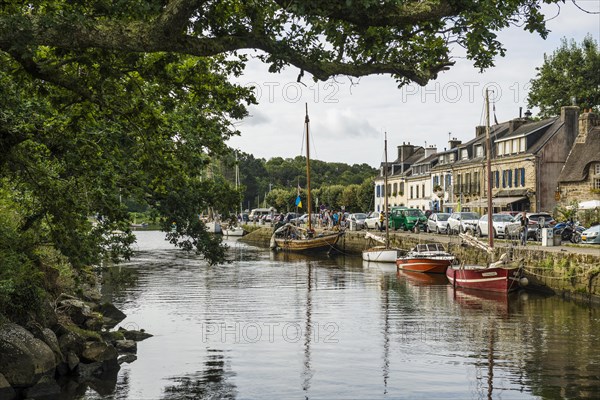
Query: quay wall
xmin=239 ymin=226 xmax=600 ymax=304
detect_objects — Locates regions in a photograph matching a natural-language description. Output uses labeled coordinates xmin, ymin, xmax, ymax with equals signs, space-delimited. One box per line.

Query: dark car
xmin=507 ymin=212 xmax=556 ymax=240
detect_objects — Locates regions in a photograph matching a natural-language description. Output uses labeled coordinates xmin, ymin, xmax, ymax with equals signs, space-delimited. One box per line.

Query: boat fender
xmin=519 ymin=277 xmax=529 ymax=287
xmin=269 ymin=234 xmax=277 ymax=249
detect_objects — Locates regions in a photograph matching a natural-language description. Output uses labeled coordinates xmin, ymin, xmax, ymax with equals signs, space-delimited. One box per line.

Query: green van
xmin=389 ymin=206 xmax=427 ymax=231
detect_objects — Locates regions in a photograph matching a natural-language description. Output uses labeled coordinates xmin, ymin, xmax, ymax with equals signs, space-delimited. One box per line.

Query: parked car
xmin=499 ymin=211 xmax=520 ymax=217
xmin=389 ymin=207 xmax=427 ymax=231
xmin=476 ymin=213 xmax=515 ymax=238
xmin=426 ymin=212 xmax=450 ymax=234
xmin=507 ymin=212 xmax=556 ymax=240
xmin=347 ymin=213 xmax=367 ymax=230
xmin=364 ymin=211 xmax=383 ymax=230
xmin=581 ymin=224 xmax=600 ymax=244
xmin=447 ymin=212 xmax=480 ymax=234
xmin=292 ymin=213 xmax=319 ymax=225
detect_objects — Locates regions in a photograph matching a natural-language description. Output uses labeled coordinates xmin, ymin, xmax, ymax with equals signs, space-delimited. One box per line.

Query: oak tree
xmin=528 ymin=35 xmax=600 ymax=117
xmin=0 ymin=0 xmax=562 ymax=265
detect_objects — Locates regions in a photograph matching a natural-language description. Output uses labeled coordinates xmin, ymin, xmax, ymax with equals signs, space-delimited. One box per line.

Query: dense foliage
xmin=0 ymin=0 xmax=563 ymax=317
xmin=225 ymin=153 xmax=376 ymax=212
xmin=528 ymin=36 xmax=600 ymax=117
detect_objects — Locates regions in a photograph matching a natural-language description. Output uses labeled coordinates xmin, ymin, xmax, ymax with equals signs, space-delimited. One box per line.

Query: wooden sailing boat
xmin=446 ymin=89 xmax=524 ymax=292
xmin=362 ymin=133 xmax=402 ymax=262
xmin=270 ymin=104 xmax=343 ymax=252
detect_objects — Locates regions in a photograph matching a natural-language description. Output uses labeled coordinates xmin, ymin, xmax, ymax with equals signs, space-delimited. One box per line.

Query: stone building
xmin=405 ymin=147 xmax=438 ymax=211
xmin=430 ymin=140 xmax=461 ymax=212
xmin=373 ymin=142 xmax=424 ymax=212
xmin=371 ymin=107 xmax=581 ymax=214
xmin=557 ymin=111 xmax=600 ymax=205
xmin=447 ymin=106 xmax=580 ymax=213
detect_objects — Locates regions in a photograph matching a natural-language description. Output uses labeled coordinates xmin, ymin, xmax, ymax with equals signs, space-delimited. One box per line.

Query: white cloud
xmin=227 ymin=2 xmax=600 ymax=167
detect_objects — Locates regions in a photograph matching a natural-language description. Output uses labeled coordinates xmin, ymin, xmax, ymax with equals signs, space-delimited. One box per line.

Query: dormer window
xmin=475 ymin=145 xmax=484 ymax=158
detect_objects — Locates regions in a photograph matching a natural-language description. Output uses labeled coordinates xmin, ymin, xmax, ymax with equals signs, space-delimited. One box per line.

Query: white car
xmin=476 ymin=213 xmax=515 ymax=238
xmin=426 ymin=212 xmax=450 ymax=234
xmin=347 ymin=213 xmax=367 ymax=230
xmin=581 ymin=224 xmax=600 ymax=244
xmin=447 ymin=212 xmax=480 ymax=234
xmin=364 ymin=211 xmax=383 ymax=230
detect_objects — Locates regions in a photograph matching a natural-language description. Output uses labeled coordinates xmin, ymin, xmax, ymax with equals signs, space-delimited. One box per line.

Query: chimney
xmin=397 ymin=142 xmax=416 ymax=162
xmin=448 ymin=137 xmax=461 ymax=149
xmin=475 ymin=126 xmax=486 ymax=137
xmin=424 ymin=145 xmax=437 ymax=158
xmin=561 ymin=106 xmax=579 ymax=145
xmin=576 ymin=110 xmax=598 ymax=143
xmin=508 ymin=118 xmax=527 ymax=134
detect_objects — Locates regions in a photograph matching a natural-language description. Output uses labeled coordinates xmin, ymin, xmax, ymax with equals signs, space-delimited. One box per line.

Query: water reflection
xmin=162 ymin=349 xmax=236 ymax=400
xmin=71 ymin=231 xmax=600 ymax=399
xmin=302 ymin=262 xmax=313 ymax=397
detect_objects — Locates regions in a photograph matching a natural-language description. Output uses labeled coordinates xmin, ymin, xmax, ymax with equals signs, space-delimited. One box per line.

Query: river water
xmin=77 ymin=231 xmax=599 ymax=399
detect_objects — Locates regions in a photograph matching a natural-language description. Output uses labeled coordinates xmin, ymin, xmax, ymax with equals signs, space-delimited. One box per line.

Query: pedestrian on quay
xmin=520 ymin=211 xmax=529 ymax=246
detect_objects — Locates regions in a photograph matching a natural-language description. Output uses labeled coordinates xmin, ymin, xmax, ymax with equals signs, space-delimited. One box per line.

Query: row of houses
xmin=373 ymin=107 xmax=600 ymax=214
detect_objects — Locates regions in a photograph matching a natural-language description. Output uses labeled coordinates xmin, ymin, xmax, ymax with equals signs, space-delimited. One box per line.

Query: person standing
xmin=520 ymin=212 xmax=529 ymax=245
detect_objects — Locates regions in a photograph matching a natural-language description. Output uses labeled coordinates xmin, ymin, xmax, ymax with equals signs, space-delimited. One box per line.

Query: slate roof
xmin=559 ymin=126 xmax=600 ymax=182
xmin=500 ymin=118 xmax=557 ymax=141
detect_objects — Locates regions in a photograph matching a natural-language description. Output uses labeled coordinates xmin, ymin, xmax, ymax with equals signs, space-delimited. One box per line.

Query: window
xmin=521 ymin=168 xmax=525 ymax=187
xmin=475 ymin=145 xmax=484 ymax=158
xmin=461 ymin=149 xmax=468 ymax=160
xmin=450 ymin=153 xmax=455 ymax=162
xmin=514 ymin=168 xmax=519 ymax=187
xmin=595 ymin=164 xmax=600 ymax=175
xmin=387 ymin=184 xmax=391 ymax=196
xmin=439 ymin=155 xmax=444 ymax=163
xmin=400 ymin=182 xmax=404 ymax=193
xmin=520 ymin=138 xmax=526 ymax=153
xmin=422 ymin=184 xmax=425 ymax=198
xmin=445 ymin=174 xmax=451 ymax=188
xmin=393 ymin=183 xmax=398 ymax=196
xmin=594 ymin=178 xmax=600 ymax=190
xmin=495 ymin=171 xmax=500 ymax=188
xmin=508 ymin=170 xmax=513 ymax=187
xmin=416 ymin=185 xmax=419 ymax=198
xmin=502 ymin=171 xmax=506 ymax=188
xmin=465 ymin=173 xmax=471 ymax=192
xmin=507 ymin=140 xmax=513 ymax=154
xmin=376 ymin=185 xmax=381 ymax=197
xmin=410 ymin=186 xmax=414 ymax=199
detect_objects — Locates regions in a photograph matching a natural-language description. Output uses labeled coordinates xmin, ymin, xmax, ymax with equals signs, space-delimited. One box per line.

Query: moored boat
xmin=396 ymin=243 xmax=455 ymax=273
xmin=445 ymin=253 xmax=523 ymax=293
xmin=223 ymin=225 xmax=245 ymax=236
xmin=271 ymin=223 xmax=341 ymax=252
xmin=362 ymin=233 xmax=402 ymax=262
xmin=269 ymin=104 xmax=343 ymax=252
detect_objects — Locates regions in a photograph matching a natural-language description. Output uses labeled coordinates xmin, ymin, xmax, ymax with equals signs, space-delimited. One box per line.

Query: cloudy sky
xmin=227 ymin=1 xmax=600 ymax=168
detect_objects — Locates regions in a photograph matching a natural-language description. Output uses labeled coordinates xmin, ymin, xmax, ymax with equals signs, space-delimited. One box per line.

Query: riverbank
xmin=0 ymin=269 xmax=151 ymax=400
xmin=240 ymin=226 xmax=600 ymax=304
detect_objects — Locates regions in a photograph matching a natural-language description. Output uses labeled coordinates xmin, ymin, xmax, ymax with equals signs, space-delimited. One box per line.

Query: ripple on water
xmin=82 ymin=231 xmax=600 ymax=400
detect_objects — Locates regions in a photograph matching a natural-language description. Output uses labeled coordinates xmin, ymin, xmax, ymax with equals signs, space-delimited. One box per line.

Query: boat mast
xmin=305 ymin=103 xmax=313 ymax=231
xmin=485 ymin=89 xmax=494 ymax=248
xmin=384 ymin=133 xmax=389 ymax=248
xmin=235 ymin=150 xmax=242 ymax=215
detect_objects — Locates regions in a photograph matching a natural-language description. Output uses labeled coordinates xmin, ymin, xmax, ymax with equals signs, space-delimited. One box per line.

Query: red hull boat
xmin=446 ymin=264 xmax=522 ymax=293
xmin=396 ymin=243 xmax=455 ymax=274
